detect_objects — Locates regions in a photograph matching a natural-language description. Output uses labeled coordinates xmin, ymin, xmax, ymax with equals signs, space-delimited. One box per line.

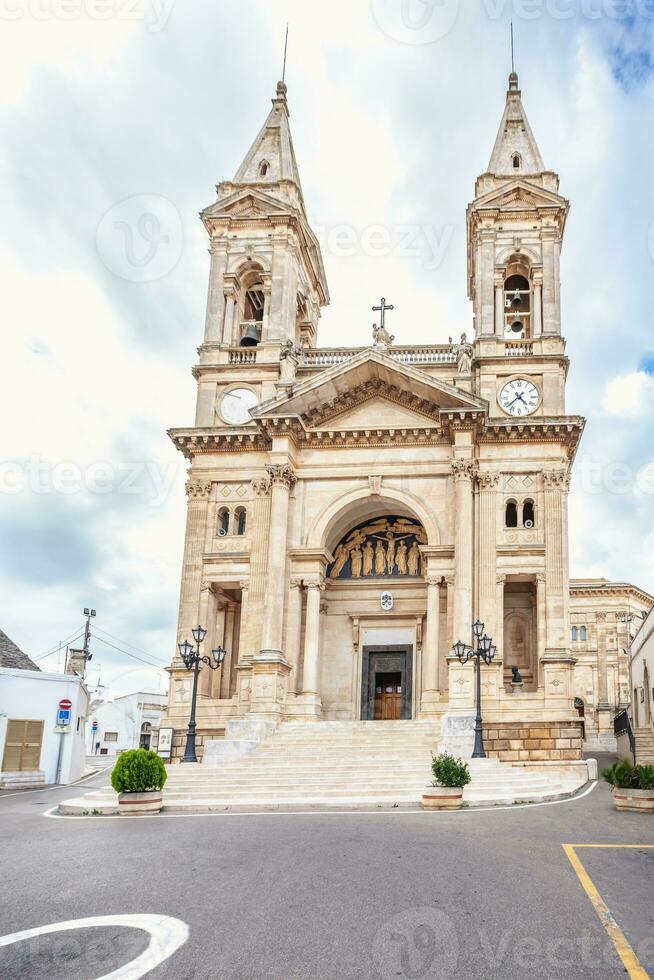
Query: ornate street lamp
xmin=178 ymin=625 xmax=226 ymax=763
xmin=452 ymin=620 xmax=498 ymax=759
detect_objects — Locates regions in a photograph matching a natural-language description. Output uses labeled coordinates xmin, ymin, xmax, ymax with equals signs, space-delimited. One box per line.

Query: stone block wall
xmin=482 ymin=721 xmax=583 ymax=762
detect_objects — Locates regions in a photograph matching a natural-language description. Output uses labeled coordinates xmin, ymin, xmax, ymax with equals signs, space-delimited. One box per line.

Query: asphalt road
xmin=0 ymin=757 xmax=653 ymax=979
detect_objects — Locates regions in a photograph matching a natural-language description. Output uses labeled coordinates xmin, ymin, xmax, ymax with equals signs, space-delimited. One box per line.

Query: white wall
xmin=88 ymin=692 xmax=167 ymax=756
xmin=630 ymin=609 xmax=654 ymax=730
xmin=0 ymin=668 xmax=89 ymax=784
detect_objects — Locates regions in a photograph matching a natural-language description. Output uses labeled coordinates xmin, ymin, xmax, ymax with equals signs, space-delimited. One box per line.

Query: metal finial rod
xmin=511 ymin=21 xmax=515 ymax=74
xmin=282 ymin=23 xmax=289 ymax=82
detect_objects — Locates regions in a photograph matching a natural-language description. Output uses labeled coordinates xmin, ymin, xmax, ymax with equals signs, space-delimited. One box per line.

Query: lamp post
xmin=452 ymin=619 xmax=497 ymax=759
xmin=178 ymin=625 xmax=226 ymax=763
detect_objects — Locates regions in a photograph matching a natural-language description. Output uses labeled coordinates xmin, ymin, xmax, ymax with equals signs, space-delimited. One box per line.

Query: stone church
xmin=163 ymin=72 xmax=652 ymax=762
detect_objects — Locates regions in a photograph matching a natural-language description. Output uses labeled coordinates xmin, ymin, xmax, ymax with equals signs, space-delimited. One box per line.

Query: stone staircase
xmin=635 ymin=727 xmax=654 ymax=765
xmin=59 ymin=720 xmax=589 ymax=813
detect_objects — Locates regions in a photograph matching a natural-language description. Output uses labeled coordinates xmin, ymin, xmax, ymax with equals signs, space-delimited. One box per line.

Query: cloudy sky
xmin=1 ymin=0 xmax=653 ymax=694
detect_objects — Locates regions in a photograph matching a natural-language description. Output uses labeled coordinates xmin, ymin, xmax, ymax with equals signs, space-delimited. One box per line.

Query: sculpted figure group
xmin=329 ymin=518 xmax=426 ymax=579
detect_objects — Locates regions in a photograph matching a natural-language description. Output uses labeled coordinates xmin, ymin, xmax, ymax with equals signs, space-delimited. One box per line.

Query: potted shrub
xmin=602 ymin=760 xmax=654 ymax=813
xmin=111 ymin=749 xmax=167 ymax=815
xmin=421 ymin=753 xmax=471 ymax=810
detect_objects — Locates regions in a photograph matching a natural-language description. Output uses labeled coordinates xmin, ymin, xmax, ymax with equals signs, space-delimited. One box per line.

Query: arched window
xmin=580 ymin=626 xmax=587 ymax=642
xmin=217 ymin=507 xmax=230 ymax=536
xmin=505 ymin=500 xmax=518 ymax=528
xmin=504 ymin=272 xmax=531 ymax=338
xmin=572 ymin=627 xmax=578 ymax=641
xmin=235 ymin=506 xmax=247 ymax=536
xmin=522 ymin=499 xmax=535 ymax=527
xmin=258 ymin=160 xmax=269 ymax=177
xmin=512 ymin=152 xmax=521 ymax=169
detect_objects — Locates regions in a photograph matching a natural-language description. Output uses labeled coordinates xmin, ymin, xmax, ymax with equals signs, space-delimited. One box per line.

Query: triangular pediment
xmin=251 ymin=348 xmax=487 ymax=431
xmin=202 ymin=189 xmax=293 ymax=222
xmin=473 ymin=178 xmax=567 ymax=212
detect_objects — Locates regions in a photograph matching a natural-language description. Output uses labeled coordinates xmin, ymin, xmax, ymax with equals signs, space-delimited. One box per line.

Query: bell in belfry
xmin=511 ymin=288 xmax=521 ymax=308
xmin=240 ymin=322 xmax=260 ymax=347
xmin=510 ymin=316 xmax=523 ymax=334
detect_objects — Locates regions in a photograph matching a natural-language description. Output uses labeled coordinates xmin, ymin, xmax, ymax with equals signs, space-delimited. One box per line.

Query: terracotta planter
xmin=421 ymin=786 xmax=464 ymax=811
xmin=118 ymin=790 xmax=163 ymax=815
xmin=612 ymin=787 xmax=654 ymax=813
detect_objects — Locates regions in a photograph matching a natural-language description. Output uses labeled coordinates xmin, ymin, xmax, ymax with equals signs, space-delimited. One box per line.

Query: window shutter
xmin=1 ymin=720 xmax=44 ymax=772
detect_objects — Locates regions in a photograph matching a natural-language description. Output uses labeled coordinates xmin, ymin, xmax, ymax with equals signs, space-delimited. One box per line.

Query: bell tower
xmin=192 ymin=80 xmax=329 ymax=428
xmin=467 ymin=72 xmax=570 ymax=418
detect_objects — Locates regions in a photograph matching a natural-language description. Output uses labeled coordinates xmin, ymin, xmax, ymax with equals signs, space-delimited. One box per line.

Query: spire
xmin=232 ymin=80 xmax=306 ymax=214
xmin=487 ymin=72 xmax=546 ymax=177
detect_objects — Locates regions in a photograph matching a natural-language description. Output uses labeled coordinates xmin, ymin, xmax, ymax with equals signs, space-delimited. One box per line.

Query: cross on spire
xmin=372 ymin=296 xmax=394 ymax=330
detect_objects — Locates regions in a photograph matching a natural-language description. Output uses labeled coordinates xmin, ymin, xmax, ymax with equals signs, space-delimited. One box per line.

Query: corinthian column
xmin=174 ymin=480 xmax=212 ymax=668
xmin=452 ymin=458 xmax=475 ymax=648
xmin=301 ymin=579 xmax=324 ymax=695
xmin=260 ymin=463 xmax=296 ymax=656
xmin=543 ymin=469 xmax=571 ymax=655
xmin=477 ymin=471 xmax=500 ymax=641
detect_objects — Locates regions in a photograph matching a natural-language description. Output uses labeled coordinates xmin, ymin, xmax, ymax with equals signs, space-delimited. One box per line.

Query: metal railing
xmin=614 ymin=707 xmax=636 ymax=762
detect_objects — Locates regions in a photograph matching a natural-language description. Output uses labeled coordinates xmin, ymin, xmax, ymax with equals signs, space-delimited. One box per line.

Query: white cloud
xmin=602 ymin=371 xmax=654 ymax=418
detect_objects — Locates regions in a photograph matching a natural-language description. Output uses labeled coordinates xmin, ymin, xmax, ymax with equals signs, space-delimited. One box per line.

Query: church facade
xmin=163 ymin=73 xmax=650 ymax=762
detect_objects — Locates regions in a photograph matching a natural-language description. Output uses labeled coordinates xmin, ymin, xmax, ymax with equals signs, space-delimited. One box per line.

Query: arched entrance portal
xmin=324 ymin=514 xmax=429 ymax=721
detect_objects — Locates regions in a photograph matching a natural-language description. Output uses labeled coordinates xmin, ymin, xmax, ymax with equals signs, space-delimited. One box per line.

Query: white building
xmin=0 ymin=630 xmax=89 ymax=788
xmin=88 ymin=691 xmax=168 ymax=757
xmin=626 ymin=608 xmax=654 ymax=764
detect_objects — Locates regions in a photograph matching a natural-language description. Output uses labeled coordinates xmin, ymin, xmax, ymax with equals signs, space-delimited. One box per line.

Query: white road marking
xmin=0 ymin=913 xmax=188 ymax=979
xmin=43 ymin=780 xmax=598 ymax=820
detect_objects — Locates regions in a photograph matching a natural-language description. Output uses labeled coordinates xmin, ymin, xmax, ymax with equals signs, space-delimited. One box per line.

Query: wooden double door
xmin=373 ymin=672 xmax=403 ymax=720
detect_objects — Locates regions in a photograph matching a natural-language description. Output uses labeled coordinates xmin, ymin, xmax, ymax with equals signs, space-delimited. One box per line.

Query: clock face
xmin=499 ymin=378 xmax=540 ymax=417
xmin=219 ymin=388 xmax=258 ymax=425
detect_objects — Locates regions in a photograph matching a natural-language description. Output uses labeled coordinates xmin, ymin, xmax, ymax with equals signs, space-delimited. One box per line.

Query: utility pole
xmin=83 ymin=607 xmax=96 ymax=665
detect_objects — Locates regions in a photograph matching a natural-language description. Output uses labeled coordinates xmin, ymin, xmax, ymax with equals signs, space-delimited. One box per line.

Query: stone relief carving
xmin=451 ymin=458 xmax=476 ymax=482
xmin=266 ymin=463 xmax=297 ymax=489
xmin=372 ymin=322 xmax=395 ymax=350
xmin=476 ymin=471 xmax=501 ymax=490
xmin=185 ymin=480 xmax=212 ymax=499
xmin=543 ymin=469 xmax=571 ymax=491
xmin=327 ymin=516 xmax=427 ymax=580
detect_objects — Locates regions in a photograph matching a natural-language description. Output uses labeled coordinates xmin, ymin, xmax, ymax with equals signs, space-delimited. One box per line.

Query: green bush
xmin=431 ymin=753 xmax=471 ymax=788
xmin=111 ymin=749 xmax=167 ymax=794
xmin=602 ymin=760 xmax=654 ymax=791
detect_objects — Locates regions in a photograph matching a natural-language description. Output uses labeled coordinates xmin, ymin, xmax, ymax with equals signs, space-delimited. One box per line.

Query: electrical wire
xmin=34 ymin=630 xmax=85 ymax=662
xmin=89 ymin=631 xmax=168 ymax=670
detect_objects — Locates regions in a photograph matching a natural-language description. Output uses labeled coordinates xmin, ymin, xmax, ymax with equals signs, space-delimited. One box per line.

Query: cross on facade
xmin=372 ymin=296 xmax=394 ymax=330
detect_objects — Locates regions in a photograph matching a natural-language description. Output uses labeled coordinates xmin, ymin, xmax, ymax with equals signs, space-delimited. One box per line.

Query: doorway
xmin=374 ymin=672 xmax=402 ymax=720
xmin=361 ymin=646 xmax=413 ymax=720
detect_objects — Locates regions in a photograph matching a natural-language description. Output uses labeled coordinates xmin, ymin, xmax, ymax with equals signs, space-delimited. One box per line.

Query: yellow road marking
xmin=563 ymin=844 xmax=654 ymax=980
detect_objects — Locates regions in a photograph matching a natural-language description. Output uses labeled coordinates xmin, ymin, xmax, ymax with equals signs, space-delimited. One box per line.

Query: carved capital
xmin=289 ymin=577 xmax=303 ymax=592
xmin=496 ymin=573 xmax=507 ymax=585
xmin=251 ymin=476 xmax=271 ymax=497
xmin=186 ymin=480 xmax=212 ymax=500
xmin=451 ymin=458 xmax=476 ymax=483
xmin=536 ymin=573 xmax=547 ymax=585
xmin=543 ymin=469 xmax=571 ymax=491
xmin=239 ymin=579 xmax=250 ymax=594
xmin=426 ymin=576 xmax=442 ymax=588
xmin=476 ymin=470 xmax=501 ymax=491
xmin=305 ymin=578 xmax=326 ymax=592
xmin=444 ymin=574 xmax=455 ymax=587
xmin=266 ymin=463 xmax=297 ymax=489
